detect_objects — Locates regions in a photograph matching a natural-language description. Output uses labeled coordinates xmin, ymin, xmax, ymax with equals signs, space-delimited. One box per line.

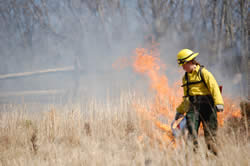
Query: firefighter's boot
xmin=206 ymin=139 xmax=218 ymax=156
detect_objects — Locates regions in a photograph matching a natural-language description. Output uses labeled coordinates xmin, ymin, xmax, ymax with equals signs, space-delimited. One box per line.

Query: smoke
xmin=0 ymin=1 xmax=246 ymax=104
xmin=0 ymin=2 xmax=146 ymax=103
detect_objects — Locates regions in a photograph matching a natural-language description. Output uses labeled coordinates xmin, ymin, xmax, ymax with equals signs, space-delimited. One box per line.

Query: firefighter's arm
xmin=202 ymin=69 xmax=224 ymax=110
xmin=176 ymin=97 xmax=190 ymax=114
xmin=176 ymin=76 xmax=190 ymax=116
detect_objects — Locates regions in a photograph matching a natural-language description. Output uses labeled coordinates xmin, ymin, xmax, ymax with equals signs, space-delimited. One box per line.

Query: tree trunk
xmin=247 ymin=11 xmax=250 ymax=99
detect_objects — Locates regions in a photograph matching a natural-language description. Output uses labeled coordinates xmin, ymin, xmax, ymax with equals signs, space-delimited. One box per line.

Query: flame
xmin=218 ymin=97 xmax=242 ymax=126
xmin=113 ymin=43 xmax=242 ymax=148
xmin=132 ymin=47 xmax=183 ymax=147
xmin=112 ymin=56 xmax=130 ymax=70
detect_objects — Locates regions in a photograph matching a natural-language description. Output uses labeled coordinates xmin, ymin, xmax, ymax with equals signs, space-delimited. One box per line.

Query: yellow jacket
xmin=176 ymin=65 xmax=224 ymax=114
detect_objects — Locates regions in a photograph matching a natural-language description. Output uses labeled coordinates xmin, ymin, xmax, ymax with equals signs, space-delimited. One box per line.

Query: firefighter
xmin=175 ymin=49 xmax=224 ymax=155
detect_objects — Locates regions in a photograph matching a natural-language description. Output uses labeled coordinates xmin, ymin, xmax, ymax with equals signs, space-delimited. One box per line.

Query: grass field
xmin=0 ymin=94 xmax=249 ymax=166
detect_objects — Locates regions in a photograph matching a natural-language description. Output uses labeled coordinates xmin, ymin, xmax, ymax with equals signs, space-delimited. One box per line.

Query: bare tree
xmin=0 ymin=0 xmax=248 ymax=79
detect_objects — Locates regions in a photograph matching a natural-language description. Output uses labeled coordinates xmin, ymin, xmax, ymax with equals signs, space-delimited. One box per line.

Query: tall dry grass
xmin=0 ymin=94 xmax=249 ymax=166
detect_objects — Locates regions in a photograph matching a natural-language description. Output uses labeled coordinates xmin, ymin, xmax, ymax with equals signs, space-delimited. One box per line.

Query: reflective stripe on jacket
xmin=177 ymin=65 xmax=224 ymax=114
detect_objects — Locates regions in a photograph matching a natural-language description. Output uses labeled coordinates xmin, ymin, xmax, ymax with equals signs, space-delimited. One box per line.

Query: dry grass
xmin=0 ymin=95 xmax=249 ymax=166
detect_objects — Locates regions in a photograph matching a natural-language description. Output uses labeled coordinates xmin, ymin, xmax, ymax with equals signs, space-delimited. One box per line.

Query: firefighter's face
xmin=182 ymin=61 xmax=194 ymax=73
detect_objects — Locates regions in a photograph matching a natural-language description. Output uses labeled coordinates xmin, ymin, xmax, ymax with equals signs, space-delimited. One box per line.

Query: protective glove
xmin=175 ymin=112 xmax=184 ymax=120
xmin=216 ymin=105 xmax=224 ymax=112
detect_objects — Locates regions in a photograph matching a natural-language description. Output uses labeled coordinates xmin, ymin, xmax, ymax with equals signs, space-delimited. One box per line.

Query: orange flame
xmin=218 ymin=97 xmax=242 ymax=126
xmin=113 ymin=43 xmax=242 ymax=148
xmin=112 ymin=56 xmax=130 ymax=70
xmin=132 ymin=47 xmax=183 ymax=147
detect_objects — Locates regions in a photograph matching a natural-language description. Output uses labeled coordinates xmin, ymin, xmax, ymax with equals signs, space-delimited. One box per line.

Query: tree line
xmin=0 ymin=0 xmax=248 ymax=73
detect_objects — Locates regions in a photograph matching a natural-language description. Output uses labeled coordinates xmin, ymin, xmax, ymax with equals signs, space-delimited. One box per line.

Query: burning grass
xmin=0 ymin=95 xmax=249 ymax=166
xmin=130 ymin=47 xmax=244 ymax=147
xmin=0 ymin=46 xmax=248 ymax=165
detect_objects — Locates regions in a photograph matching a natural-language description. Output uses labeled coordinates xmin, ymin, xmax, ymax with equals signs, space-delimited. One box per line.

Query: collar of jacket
xmin=189 ymin=65 xmax=200 ymax=74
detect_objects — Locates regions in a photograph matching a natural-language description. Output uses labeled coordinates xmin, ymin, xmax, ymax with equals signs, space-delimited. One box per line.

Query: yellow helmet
xmin=177 ymin=49 xmax=199 ymax=66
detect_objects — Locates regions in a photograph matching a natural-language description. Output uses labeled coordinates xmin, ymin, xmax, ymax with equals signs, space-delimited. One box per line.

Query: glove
xmin=175 ymin=112 xmax=184 ymax=120
xmin=216 ymin=105 xmax=224 ymax=112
